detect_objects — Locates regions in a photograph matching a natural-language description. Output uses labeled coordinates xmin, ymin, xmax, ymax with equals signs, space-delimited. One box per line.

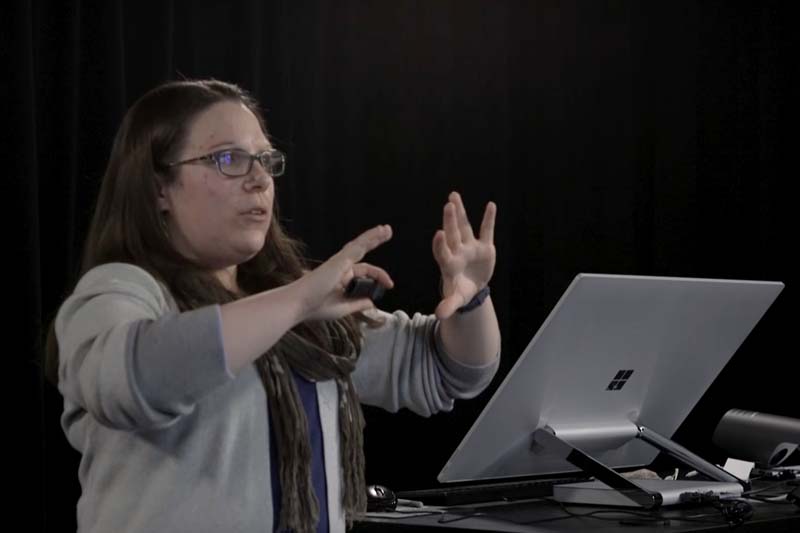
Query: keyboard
xmin=395 ymin=476 xmax=589 ymax=506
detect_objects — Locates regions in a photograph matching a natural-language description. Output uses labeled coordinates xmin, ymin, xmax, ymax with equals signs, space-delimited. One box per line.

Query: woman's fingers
xmin=350 ymin=263 xmax=395 ymax=289
xmin=449 ymin=191 xmax=475 ymax=243
xmin=432 ymin=230 xmax=453 ymax=267
xmin=443 ymin=203 xmax=462 ymax=251
xmin=336 ymin=297 xmax=378 ymax=316
xmin=341 ymin=224 xmax=393 ymax=263
xmin=299 ymin=224 xmax=392 ymax=321
xmin=479 ymin=201 xmax=496 ymax=244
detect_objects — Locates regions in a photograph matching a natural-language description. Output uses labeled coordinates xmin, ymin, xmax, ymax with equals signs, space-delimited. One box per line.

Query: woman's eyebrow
xmin=205 ymin=141 xmax=237 ymax=151
xmin=204 ymin=141 xmax=273 ymax=152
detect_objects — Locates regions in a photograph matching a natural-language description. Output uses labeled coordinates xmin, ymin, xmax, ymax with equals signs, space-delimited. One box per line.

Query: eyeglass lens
xmin=216 ymin=150 xmax=285 ymax=177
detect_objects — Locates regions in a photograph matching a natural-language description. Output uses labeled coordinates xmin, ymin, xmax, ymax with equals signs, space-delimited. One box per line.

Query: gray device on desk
xmin=438 ymin=273 xmax=784 ymax=508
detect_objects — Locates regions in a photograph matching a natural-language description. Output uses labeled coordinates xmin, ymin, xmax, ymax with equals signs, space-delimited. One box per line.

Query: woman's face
xmin=159 ymin=101 xmax=275 ymax=272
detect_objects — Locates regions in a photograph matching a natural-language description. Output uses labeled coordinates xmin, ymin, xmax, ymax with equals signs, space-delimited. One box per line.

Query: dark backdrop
xmin=5 ymin=1 xmax=795 ymax=531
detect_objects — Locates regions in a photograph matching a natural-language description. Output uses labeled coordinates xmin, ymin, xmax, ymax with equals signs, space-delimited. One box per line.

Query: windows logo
xmin=606 ymin=369 xmax=634 ymax=391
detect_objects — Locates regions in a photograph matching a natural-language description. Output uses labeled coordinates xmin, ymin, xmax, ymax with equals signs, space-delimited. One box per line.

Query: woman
xmin=49 ymin=79 xmax=501 ymax=532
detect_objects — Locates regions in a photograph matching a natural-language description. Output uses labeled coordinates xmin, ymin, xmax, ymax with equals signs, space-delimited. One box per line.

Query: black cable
xmin=742 ymin=479 xmax=796 ymax=496
xmin=362 ymin=508 xmax=447 ymax=521
xmin=371 ymin=492 xmax=762 ymax=528
xmin=744 ymin=495 xmax=795 ymax=505
xmin=436 ymin=510 xmax=486 ymax=524
xmin=386 ymin=509 xmax=443 ymax=517
xmin=517 ymin=498 xmax=750 ymax=527
xmin=712 ymin=499 xmax=754 ymax=527
xmin=551 ymin=501 xmax=672 ymax=525
xmin=742 ymin=479 xmax=799 ymax=504
xmin=679 ymin=491 xmax=756 ymax=527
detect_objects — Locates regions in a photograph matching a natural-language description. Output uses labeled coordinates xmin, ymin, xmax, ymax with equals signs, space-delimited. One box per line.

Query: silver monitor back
xmin=438 ymin=273 xmax=784 ymax=483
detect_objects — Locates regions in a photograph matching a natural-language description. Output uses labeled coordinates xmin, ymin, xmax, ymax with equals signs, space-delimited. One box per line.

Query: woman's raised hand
xmin=295 ymin=224 xmax=394 ymax=322
xmin=433 ymin=192 xmax=496 ymax=320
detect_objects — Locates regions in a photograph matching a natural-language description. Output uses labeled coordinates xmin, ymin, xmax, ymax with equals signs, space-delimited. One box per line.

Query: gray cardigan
xmin=56 ymin=263 xmax=499 ymax=532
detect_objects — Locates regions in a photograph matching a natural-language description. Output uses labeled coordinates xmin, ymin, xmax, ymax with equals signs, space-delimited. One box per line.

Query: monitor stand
xmin=531 ymin=425 xmax=749 ymax=508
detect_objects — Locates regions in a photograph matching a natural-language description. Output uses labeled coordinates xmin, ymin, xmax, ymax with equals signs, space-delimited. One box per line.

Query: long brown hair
xmin=44 ymin=79 xmax=371 ymax=385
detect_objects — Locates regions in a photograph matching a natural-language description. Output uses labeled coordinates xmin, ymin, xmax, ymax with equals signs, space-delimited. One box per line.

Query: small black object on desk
xmin=366 ymin=484 xmax=397 ymax=512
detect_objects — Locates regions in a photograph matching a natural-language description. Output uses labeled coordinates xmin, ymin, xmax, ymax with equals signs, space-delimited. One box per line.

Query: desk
xmin=354 ymin=498 xmax=800 ymax=532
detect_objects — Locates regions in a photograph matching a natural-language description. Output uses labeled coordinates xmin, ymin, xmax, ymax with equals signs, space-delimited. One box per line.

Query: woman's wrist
xmin=456 ymin=286 xmax=491 ymax=314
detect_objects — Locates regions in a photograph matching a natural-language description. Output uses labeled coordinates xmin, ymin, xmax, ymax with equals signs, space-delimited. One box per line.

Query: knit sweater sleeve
xmin=55 ymin=263 xmax=233 ymax=431
xmin=351 ymin=309 xmax=500 ymax=416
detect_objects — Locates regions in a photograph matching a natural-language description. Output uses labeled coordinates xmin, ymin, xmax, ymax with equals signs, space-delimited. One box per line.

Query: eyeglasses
xmin=167 ymin=148 xmax=286 ymax=178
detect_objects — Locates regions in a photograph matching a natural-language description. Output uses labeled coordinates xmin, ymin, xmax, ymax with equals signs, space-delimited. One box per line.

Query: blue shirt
xmin=269 ymin=369 xmax=329 ymax=532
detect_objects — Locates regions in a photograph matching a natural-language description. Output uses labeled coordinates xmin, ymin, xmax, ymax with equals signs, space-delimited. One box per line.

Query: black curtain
xmin=5 ymin=1 xmax=795 ymax=530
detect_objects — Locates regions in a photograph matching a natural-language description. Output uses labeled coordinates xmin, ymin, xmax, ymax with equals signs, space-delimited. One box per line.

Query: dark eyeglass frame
xmin=166 ymin=148 xmax=286 ymax=178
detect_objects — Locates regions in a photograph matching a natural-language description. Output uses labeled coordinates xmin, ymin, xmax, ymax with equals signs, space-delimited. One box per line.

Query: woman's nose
xmin=243 ymin=171 xmax=272 ymax=191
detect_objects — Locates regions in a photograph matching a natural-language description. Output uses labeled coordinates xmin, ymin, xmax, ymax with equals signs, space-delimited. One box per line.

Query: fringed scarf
xmin=255 ymin=321 xmax=367 ymax=532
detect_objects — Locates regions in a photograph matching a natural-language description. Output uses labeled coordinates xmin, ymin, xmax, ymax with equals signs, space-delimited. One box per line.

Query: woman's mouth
xmin=241 ymin=208 xmax=269 ymax=221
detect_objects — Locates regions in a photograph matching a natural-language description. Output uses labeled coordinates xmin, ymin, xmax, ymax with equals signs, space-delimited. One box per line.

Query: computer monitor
xmin=438 ymin=274 xmax=784 ymax=490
